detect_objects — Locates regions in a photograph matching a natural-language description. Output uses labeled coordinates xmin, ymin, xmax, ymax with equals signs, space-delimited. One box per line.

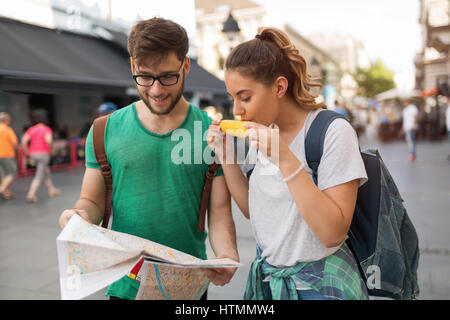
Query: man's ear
xmin=130 ymin=57 xmax=136 ymax=74
xmin=183 ymin=56 xmax=190 ymax=76
xmin=274 ymin=76 xmax=289 ymax=98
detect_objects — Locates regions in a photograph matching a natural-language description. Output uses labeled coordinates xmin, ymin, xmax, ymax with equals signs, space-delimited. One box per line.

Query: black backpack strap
xmin=305 ymin=110 xmax=346 ymax=185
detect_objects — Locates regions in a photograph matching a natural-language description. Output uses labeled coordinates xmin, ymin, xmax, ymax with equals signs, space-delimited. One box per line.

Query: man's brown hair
xmin=127 ymin=17 xmax=189 ymax=65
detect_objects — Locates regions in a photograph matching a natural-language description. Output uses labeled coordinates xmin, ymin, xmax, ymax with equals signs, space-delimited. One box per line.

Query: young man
xmin=58 ymin=17 xmax=239 ymax=300
xmin=0 ymin=112 xmax=18 ymax=199
xmin=402 ymin=99 xmax=419 ymax=161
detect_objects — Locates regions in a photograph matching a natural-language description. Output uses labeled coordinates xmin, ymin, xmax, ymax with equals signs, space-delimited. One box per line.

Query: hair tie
xmin=255 ymin=34 xmax=268 ymax=41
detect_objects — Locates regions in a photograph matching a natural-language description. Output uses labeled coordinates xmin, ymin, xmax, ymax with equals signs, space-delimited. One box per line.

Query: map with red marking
xmin=57 ymin=214 xmax=240 ymax=300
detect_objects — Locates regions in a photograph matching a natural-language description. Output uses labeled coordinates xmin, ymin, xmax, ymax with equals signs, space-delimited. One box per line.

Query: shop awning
xmin=187 ymin=59 xmax=227 ymax=95
xmin=374 ymin=88 xmax=422 ymax=101
xmin=0 ymin=17 xmax=134 ymax=96
xmin=0 ymin=17 xmax=228 ymax=100
xmin=421 ymin=87 xmax=437 ymax=97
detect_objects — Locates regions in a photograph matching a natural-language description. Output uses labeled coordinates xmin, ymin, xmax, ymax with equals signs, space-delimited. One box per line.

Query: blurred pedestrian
xmin=0 ymin=112 xmax=18 ymax=200
xmin=378 ymin=105 xmax=391 ymax=142
xmin=78 ymin=102 xmax=118 ymax=160
xmin=21 ymin=110 xmax=61 ymax=202
xmin=58 ymin=17 xmax=238 ymax=300
xmin=79 ymin=102 xmax=118 ymax=139
xmin=334 ymin=99 xmax=349 ymax=120
xmin=207 ymin=27 xmax=368 ymax=300
xmin=402 ymin=99 xmax=419 ymax=161
xmin=446 ymin=97 xmax=450 ymax=161
xmin=95 ymin=102 xmax=117 ymax=117
xmin=366 ymin=106 xmax=379 ymax=145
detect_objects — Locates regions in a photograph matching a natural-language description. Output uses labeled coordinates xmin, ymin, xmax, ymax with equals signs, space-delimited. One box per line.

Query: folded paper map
xmin=56 ymin=214 xmax=241 ymax=300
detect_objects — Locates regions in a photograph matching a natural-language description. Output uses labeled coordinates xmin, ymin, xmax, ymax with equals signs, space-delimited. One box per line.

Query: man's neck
xmin=136 ymin=97 xmax=190 ymax=134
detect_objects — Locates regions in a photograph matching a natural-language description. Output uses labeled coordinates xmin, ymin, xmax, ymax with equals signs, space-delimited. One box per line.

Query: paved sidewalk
xmin=0 ymin=136 xmax=449 ymax=299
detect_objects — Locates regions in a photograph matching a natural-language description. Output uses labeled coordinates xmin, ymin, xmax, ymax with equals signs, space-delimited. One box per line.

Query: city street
xmin=0 ymin=135 xmax=449 ymax=300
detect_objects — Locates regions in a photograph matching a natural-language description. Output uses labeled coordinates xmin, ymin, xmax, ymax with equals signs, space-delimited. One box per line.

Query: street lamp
xmin=222 ymin=12 xmax=240 ymax=41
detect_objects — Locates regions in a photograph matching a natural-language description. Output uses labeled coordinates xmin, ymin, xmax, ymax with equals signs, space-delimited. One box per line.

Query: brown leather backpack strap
xmin=92 ymin=114 xmax=112 ymax=228
xmin=198 ymin=163 xmax=219 ymax=232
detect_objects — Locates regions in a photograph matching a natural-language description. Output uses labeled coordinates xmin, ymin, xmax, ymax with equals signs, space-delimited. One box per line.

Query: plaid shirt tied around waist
xmin=244 ymin=242 xmax=369 ymax=300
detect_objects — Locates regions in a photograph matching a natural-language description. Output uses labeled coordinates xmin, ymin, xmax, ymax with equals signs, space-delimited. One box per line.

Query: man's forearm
xmin=208 ymin=208 xmax=239 ymax=262
xmin=73 ymin=198 xmax=104 ymax=225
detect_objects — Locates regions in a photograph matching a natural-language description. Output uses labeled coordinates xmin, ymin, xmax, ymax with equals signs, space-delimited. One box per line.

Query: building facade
xmin=415 ymin=0 xmax=449 ymax=94
xmin=195 ymin=0 xmax=266 ymax=80
xmin=194 ymin=1 xmax=345 ymax=109
xmin=306 ymin=32 xmax=371 ymax=108
xmin=282 ymin=24 xmax=343 ymax=108
xmin=414 ymin=0 xmax=449 ymax=137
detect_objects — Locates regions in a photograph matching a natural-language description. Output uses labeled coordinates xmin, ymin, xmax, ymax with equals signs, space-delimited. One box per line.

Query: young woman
xmin=22 ymin=113 xmax=61 ymax=203
xmin=207 ymin=27 xmax=369 ymax=300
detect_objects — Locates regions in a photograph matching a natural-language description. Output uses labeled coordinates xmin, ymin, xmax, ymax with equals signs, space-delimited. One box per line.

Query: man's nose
xmin=149 ymin=80 xmax=166 ymax=96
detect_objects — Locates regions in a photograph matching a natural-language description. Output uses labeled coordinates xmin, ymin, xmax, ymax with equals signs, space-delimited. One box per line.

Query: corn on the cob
xmin=219 ymin=120 xmax=250 ymax=138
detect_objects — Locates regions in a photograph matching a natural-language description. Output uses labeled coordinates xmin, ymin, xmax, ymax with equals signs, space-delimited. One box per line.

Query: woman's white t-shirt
xmin=243 ymin=108 xmax=368 ymax=267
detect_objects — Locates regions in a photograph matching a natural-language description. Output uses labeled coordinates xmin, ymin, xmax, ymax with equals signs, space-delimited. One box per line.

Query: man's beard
xmin=140 ymin=72 xmax=185 ymax=116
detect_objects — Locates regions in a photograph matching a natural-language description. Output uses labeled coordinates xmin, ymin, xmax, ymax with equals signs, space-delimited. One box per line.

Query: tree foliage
xmin=354 ymin=59 xmax=396 ymax=98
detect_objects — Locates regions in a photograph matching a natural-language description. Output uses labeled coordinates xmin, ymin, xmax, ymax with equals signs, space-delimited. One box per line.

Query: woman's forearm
xmin=278 ymin=152 xmax=349 ymax=247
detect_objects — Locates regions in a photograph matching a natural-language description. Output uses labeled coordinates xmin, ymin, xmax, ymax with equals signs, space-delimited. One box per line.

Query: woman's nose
xmin=233 ymin=102 xmax=245 ymax=118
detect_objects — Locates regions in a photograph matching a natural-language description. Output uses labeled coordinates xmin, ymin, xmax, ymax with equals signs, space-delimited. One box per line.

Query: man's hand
xmin=201 ymin=255 xmax=238 ymax=286
xmin=59 ymin=208 xmax=92 ymax=229
xmin=58 ymin=168 xmax=106 ymax=229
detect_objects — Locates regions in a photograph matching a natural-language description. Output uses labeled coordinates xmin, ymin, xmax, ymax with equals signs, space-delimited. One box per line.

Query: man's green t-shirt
xmin=85 ymin=102 xmax=223 ymax=299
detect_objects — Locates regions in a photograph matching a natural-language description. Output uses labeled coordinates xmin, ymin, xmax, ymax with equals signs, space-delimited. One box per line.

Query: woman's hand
xmin=243 ymin=122 xmax=289 ymax=166
xmin=206 ymin=120 xmax=227 ymax=164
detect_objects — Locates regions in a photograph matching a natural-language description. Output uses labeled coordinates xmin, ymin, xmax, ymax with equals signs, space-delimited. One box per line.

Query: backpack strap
xmin=92 ymin=114 xmax=113 ymax=228
xmin=198 ymin=162 xmax=219 ymax=232
xmin=305 ymin=110 xmax=346 ymax=184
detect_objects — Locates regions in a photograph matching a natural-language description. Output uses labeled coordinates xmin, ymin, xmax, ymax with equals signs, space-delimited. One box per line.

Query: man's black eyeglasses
xmin=133 ymin=60 xmax=184 ymax=87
